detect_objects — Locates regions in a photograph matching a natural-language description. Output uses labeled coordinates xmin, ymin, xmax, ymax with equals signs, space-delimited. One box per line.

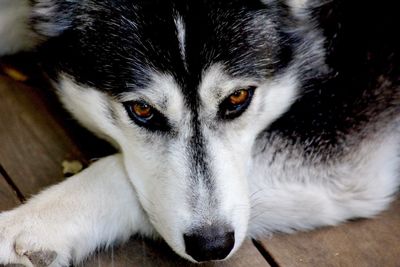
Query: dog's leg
xmin=0 ymin=0 xmax=39 ymax=56
xmin=0 ymin=154 xmax=152 ymax=267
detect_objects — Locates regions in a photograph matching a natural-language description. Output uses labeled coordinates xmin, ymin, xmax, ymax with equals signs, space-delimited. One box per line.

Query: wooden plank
xmin=0 ymin=76 xmax=86 ymax=196
xmin=0 ymin=172 xmax=20 ymax=211
xmin=257 ymin=196 xmax=400 ymax=267
xmin=81 ymin=239 xmax=269 ymax=267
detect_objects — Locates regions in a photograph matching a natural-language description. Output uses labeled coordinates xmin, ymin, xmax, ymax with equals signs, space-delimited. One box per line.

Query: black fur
xmin=264 ymin=0 xmax=400 ymax=159
xmin=37 ymin=0 xmax=292 ymax=94
xmin=34 ymin=0 xmax=399 ymax=161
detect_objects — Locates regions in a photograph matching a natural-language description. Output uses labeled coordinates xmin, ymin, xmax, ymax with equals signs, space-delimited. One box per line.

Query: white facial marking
xmin=57 ymin=75 xmax=122 ymax=145
xmin=288 ymin=0 xmax=308 ymax=10
xmin=199 ymin=64 xmax=299 ymax=128
xmin=122 ymin=72 xmax=186 ymax=123
xmin=174 ymin=15 xmax=187 ymax=71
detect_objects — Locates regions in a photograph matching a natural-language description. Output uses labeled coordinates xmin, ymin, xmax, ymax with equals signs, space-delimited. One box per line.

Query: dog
xmin=0 ymin=0 xmax=399 ymax=266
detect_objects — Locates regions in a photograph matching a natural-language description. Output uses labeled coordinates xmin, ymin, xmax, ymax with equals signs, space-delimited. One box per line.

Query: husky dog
xmin=0 ymin=0 xmax=399 ymax=266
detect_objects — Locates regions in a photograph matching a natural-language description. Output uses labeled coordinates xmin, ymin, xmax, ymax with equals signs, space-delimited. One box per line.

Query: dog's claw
xmin=25 ymin=250 xmax=57 ymax=267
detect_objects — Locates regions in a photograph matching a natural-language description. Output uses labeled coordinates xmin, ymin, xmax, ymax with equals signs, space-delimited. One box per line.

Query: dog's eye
xmin=124 ymin=101 xmax=170 ymax=132
xmin=132 ymin=102 xmax=153 ymax=119
xmin=229 ymin=89 xmax=250 ymax=106
xmin=219 ymin=87 xmax=256 ymax=120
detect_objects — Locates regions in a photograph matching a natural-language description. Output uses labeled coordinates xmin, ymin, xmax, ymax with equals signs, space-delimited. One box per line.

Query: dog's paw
xmin=0 ymin=211 xmax=67 ymax=267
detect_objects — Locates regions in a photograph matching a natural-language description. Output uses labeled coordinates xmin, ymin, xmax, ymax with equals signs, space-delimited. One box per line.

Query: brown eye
xmin=132 ymin=102 xmax=153 ymax=119
xmin=219 ymin=86 xmax=256 ymax=120
xmin=124 ymin=101 xmax=170 ymax=132
xmin=229 ymin=89 xmax=250 ymax=106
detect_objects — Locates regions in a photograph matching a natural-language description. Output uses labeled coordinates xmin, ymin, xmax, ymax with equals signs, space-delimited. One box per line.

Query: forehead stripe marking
xmin=174 ymin=15 xmax=188 ymax=71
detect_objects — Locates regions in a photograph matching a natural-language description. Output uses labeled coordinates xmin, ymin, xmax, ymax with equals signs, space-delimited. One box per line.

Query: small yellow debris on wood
xmin=1 ymin=65 xmax=28 ymax=82
xmin=62 ymin=160 xmax=83 ymax=176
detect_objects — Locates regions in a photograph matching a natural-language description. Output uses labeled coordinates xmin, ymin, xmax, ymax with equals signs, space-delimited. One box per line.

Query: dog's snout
xmin=184 ymin=226 xmax=235 ymax=262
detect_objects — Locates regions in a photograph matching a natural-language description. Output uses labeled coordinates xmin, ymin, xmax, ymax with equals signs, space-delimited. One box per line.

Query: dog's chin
xmin=154 ymin=234 xmax=195 ymax=262
xmin=178 ymin=252 xmax=201 ymax=263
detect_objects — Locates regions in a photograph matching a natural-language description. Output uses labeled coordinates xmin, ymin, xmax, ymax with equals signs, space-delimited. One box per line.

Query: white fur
xmin=288 ymin=0 xmax=308 ymax=12
xmin=248 ymin=132 xmax=400 ymax=236
xmin=0 ymin=0 xmax=40 ymax=55
xmin=262 ymin=0 xmax=310 ymax=15
xmin=0 ymin=155 xmax=154 ymax=266
xmin=174 ymin=14 xmax=187 ymax=71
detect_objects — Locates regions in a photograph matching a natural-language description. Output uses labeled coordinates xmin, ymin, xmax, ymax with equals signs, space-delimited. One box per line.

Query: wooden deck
xmin=1 ymin=59 xmax=399 ymax=267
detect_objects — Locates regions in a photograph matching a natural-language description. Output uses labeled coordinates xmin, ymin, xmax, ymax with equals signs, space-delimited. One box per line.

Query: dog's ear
xmin=31 ymin=0 xmax=76 ymax=38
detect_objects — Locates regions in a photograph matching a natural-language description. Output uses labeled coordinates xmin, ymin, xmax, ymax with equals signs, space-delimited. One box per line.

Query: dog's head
xmin=31 ymin=0 xmax=311 ymax=262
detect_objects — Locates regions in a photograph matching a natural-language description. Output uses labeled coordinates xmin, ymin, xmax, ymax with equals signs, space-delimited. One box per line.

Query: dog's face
xmin=35 ymin=0 xmax=300 ymax=262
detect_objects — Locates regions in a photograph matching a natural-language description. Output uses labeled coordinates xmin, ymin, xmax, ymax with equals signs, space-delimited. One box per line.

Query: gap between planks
xmin=0 ymin=164 xmax=25 ymax=203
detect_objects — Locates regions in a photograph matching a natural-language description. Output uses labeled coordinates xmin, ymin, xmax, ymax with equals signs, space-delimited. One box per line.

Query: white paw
xmin=0 ymin=210 xmax=68 ymax=267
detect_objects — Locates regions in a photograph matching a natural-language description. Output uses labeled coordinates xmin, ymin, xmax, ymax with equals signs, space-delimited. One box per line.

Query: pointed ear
xmin=32 ymin=0 xmax=75 ymax=37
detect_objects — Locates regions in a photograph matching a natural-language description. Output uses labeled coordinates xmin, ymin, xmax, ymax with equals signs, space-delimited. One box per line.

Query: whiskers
xmin=249 ymin=188 xmax=270 ymax=222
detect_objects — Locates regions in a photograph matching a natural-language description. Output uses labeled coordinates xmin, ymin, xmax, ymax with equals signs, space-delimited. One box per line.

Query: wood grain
xmin=0 ymin=76 xmax=85 ymax=196
xmin=257 ymin=196 xmax=400 ymax=267
xmin=0 ymin=172 xmax=20 ymax=211
xmin=80 ymin=239 xmax=269 ymax=267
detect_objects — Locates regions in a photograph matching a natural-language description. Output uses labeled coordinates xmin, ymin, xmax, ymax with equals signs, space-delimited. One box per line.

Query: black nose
xmin=184 ymin=226 xmax=235 ymax=262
